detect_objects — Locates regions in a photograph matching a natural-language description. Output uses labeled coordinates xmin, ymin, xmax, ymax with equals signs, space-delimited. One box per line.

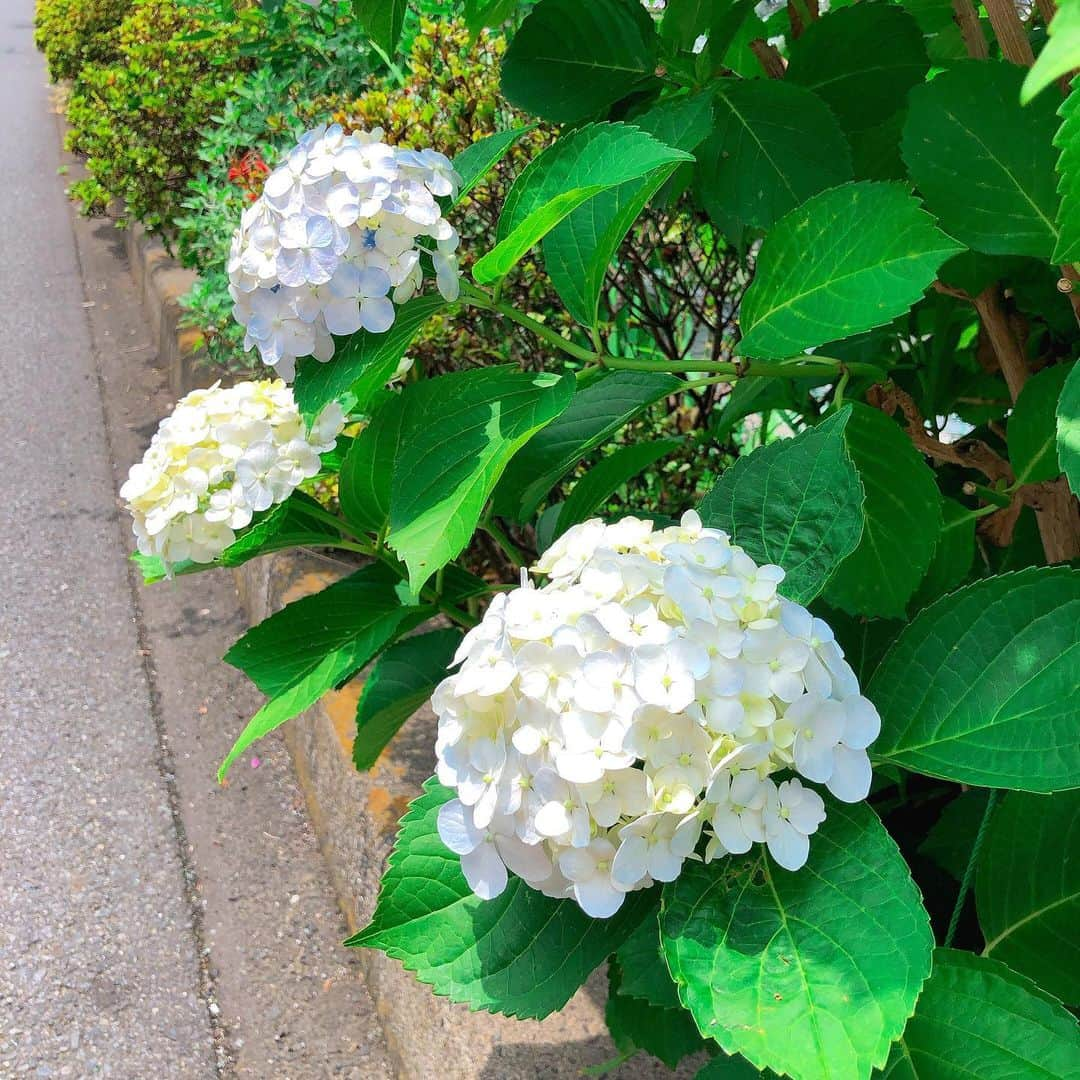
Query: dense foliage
xmin=34 ymin=0 xmax=129 ymax=80
xmin=40 ymin=0 xmax=1080 ymax=1076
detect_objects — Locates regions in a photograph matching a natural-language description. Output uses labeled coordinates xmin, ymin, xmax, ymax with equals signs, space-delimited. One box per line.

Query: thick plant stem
xmin=983 ymin=0 xmax=1036 ymax=64
xmin=973 ymin=284 xmax=1029 ymax=399
xmin=952 ymin=0 xmax=990 ymax=58
xmin=972 ymin=284 xmax=1080 ymax=561
xmin=945 ymin=789 xmax=998 ymax=948
xmin=750 ymin=39 xmax=786 ymax=78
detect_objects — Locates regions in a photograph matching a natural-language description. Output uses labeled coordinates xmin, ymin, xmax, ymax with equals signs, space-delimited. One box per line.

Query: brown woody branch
xmin=867 ymin=383 xmax=1014 ymax=484
xmin=952 ymin=0 xmax=989 ymax=58
xmin=750 ymin=40 xmax=786 ymax=79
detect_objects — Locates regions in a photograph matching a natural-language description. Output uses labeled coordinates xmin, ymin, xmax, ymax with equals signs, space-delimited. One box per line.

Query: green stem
xmin=483 ymin=516 xmax=525 ymax=568
xmin=945 ymin=789 xmax=999 ymax=948
xmin=967 ymin=482 xmax=1012 ymax=509
xmin=463 ymin=281 xmax=885 ymax=382
xmin=292 ymin=498 xmax=358 ymax=537
xmin=833 ymin=366 xmax=851 ymax=410
xmin=462 ymin=281 xmax=598 ymax=363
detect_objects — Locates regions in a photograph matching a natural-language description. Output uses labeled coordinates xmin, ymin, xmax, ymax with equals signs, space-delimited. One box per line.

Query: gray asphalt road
xmin=0 ymin=5 xmax=393 ymax=1076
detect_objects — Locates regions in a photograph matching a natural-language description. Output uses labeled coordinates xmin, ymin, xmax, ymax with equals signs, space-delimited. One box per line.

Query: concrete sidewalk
xmin=0 ymin=4 xmax=392 ymax=1076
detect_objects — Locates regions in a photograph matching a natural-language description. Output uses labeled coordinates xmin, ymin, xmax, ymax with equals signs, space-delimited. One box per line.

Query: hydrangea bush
xmin=122 ymin=0 xmax=1080 ymax=1076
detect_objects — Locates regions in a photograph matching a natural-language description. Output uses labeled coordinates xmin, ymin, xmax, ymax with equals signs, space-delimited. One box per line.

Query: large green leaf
xmin=1022 ymin=0 xmax=1080 ymax=103
xmin=1052 ymin=85 xmax=1080 ymax=265
xmin=697 ymin=79 xmax=853 ymax=238
xmin=910 ymin=497 xmax=975 ymax=610
xmin=353 ymin=628 xmax=462 ymax=771
xmin=546 ymin=97 xmax=712 ymax=328
xmin=738 ymin=182 xmax=962 ymax=359
xmin=878 ymin=949 xmax=1080 ymax=1078
xmin=661 ymin=800 xmax=933 ymax=1080
xmin=220 ymin=565 xmax=428 ymax=778
xmin=556 ymin=438 xmax=682 ymax=537
xmin=476 ymin=123 xmax=693 ymax=284
xmin=699 ymin=409 xmax=864 ymax=606
xmin=451 ymin=126 xmax=534 ymax=208
xmin=824 ymin=404 xmax=942 ymax=619
xmin=500 ymin=0 xmax=659 ymax=123
xmin=869 ymin=566 xmax=1080 ymax=791
xmin=352 ymin=0 xmax=405 ymax=54
xmin=386 ymin=368 xmax=575 ymax=590
xmin=606 ymin=962 xmax=710 ymax=1070
xmin=338 ymin=393 xmax=405 ymax=536
xmin=1058 ymin=360 xmax=1080 ymax=496
xmin=614 ymin=909 xmax=682 ymax=1010
xmin=918 ymin=789 xmax=992 ymax=881
xmin=1009 ymin=364 xmax=1072 ymax=485
xmin=977 ymin=790 xmax=1080 ymax=1005
xmin=492 ymin=370 xmax=681 ymax=521
xmin=293 ymin=294 xmax=446 ymax=423
xmin=786 ymin=4 xmax=929 ymax=136
xmin=348 ymin=778 xmax=657 ymax=1017
xmin=902 ymin=61 xmax=1062 ymax=259
xmin=661 ymin=0 xmax=754 ymax=58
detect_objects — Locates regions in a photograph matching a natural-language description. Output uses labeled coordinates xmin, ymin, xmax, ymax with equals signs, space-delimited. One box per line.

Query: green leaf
xmin=353 ymin=628 xmax=462 ymax=771
xmin=738 ymin=182 xmax=962 ymax=359
xmin=1058 ymin=360 xmax=1080 ymax=496
xmin=451 ymin=127 xmax=535 ymax=207
xmin=661 ymin=0 xmax=754 ymax=59
xmin=661 ymin=800 xmax=933 ymax=1080
xmin=475 ymin=123 xmax=693 ymax=285
xmin=1022 ymin=0 xmax=1080 ymax=103
xmin=1010 ymin=364 xmax=1072 ymax=485
xmin=786 ymin=4 xmax=929 ymax=136
xmin=911 ymin=497 xmax=976 ymax=610
xmin=220 ymin=565 xmax=428 ymax=778
xmin=697 ymin=80 xmax=853 ymax=238
xmin=902 ymin=61 xmax=1062 ymax=259
xmin=349 ymin=778 xmax=658 ymax=1018
xmin=1052 ymin=85 xmax=1080 ymax=266
xmin=918 ymin=789 xmax=991 ymax=881
xmin=878 ymin=949 xmax=1080 ymax=1078
xmin=500 ymin=0 xmax=659 ymax=124
xmin=386 ymin=368 xmax=575 ymax=590
xmin=695 ymin=1055 xmax=770 ymax=1079
xmin=339 ymin=391 xmax=407 ymax=535
xmin=869 ymin=566 xmax=1080 ymax=791
xmin=462 ymin=0 xmax=518 ymax=36
xmin=606 ymin=962 xmax=709 ymax=1070
xmin=977 ymin=790 xmax=1080 ymax=1005
xmin=492 ymin=370 xmax=681 ymax=521
xmin=546 ymin=97 xmax=711 ymax=327
xmin=824 ymin=404 xmax=942 ymax=619
xmin=556 ymin=438 xmax=682 ymax=537
xmin=352 ymin=0 xmax=406 ymax=54
xmin=294 ymin=294 xmax=446 ymax=423
xmin=698 ymin=409 xmax=864 ymax=606
xmin=614 ymin=909 xmax=682 ymax=1010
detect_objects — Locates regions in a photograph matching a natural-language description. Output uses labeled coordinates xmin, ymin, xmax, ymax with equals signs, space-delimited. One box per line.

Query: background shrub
xmin=34 ymin=0 xmax=130 ymax=81
xmin=63 ymin=0 xmax=253 ymax=233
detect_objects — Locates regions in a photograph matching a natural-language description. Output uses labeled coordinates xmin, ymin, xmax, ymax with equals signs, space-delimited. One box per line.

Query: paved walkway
xmin=0 ymin=5 xmax=392 ymax=1076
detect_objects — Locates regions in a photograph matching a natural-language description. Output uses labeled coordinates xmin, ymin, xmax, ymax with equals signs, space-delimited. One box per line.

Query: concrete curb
xmin=118 ymin=189 xmax=700 ymax=1080
xmin=121 ymin=223 xmax=211 ymax=399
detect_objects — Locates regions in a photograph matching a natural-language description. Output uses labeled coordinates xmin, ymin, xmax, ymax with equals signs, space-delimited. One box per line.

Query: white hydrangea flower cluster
xmin=434 ymin=512 xmax=880 ymax=918
xmin=228 ymin=124 xmax=462 ymax=380
xmin=120 ymin=380 xmax=344 ymax=572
